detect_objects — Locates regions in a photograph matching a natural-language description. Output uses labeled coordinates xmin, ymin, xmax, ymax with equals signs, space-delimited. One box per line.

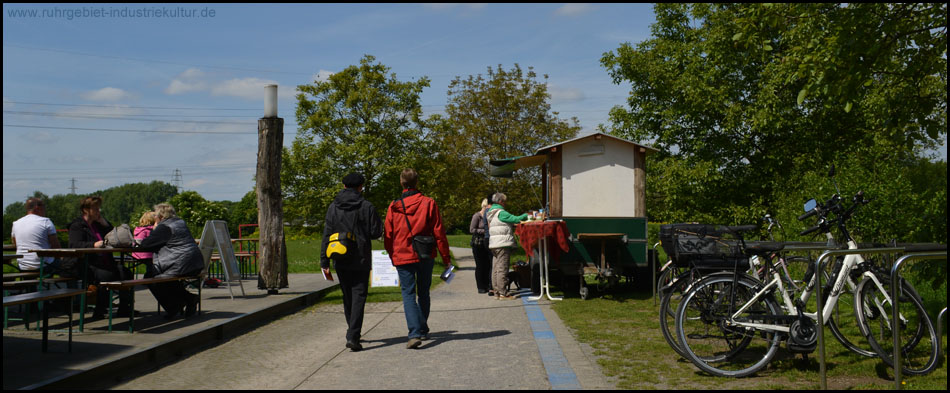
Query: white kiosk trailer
xmin=491 ymin=132 xmax=658 ymax=299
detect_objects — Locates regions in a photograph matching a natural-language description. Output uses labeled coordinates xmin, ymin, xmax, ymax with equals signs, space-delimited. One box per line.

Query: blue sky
xmin=3 ymin=3 xmax=657 ymax=209
xmin=4 ymin=3 xmax=946 ymax=211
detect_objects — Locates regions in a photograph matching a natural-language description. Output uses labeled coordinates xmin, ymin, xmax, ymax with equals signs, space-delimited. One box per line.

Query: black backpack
xmin=326 ymin=206 xmax=360 ymax=262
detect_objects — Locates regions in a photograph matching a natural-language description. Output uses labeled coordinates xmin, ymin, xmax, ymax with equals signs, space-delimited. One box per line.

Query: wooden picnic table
xmin=28 ymin=248 xmax=136 ymax=332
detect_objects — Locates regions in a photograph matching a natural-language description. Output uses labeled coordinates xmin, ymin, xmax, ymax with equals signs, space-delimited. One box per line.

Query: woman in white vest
xmin=485 ymin=193 xmax=528 ymax=300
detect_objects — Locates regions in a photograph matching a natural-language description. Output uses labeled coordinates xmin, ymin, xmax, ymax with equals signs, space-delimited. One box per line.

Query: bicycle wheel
xmin=854 ymin=274 xmax=938 ymax=375
xmin=676 ymin=274 xmax=782 ymax=377
xmin=820 ymin=259 xmax=878 ymax=358
xmin=659 ymin=267 xmax=693 ymax=359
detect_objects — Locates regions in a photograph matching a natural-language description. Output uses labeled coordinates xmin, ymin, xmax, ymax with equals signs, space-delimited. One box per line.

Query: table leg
xmin=41 ymin=299 xmax=48 ymax=353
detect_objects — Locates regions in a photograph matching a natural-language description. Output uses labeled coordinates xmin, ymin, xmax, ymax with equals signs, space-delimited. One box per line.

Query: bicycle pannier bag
xmin=659 ymin=223 xmax=747 ymax=270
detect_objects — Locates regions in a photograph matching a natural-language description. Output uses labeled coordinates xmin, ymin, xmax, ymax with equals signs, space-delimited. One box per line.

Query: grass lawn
xmin=548 ymin=274 xmax=947 ymax=390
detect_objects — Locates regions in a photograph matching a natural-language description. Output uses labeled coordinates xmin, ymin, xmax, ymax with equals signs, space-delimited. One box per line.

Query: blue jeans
xmin=396 ymin=258 xmax=433 ymax=339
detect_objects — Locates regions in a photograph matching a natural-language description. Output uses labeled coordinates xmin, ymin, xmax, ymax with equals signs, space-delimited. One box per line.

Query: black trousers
xmin=90 ymin=264 xmax=132 ymax=314
xmin=472 ymin=243 xmax=492 ymax=292
xmin=336 ymin=268 xmax=370 ymax=343
xmin=144 ymin=264 xmax=196 ymax=314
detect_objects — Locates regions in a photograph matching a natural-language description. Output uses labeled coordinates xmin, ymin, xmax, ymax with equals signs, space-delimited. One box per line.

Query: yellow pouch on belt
xmin=327 ymin=232 xmax=356 ymax=260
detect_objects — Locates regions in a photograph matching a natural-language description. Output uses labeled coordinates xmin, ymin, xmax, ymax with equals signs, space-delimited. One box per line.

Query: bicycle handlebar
xmin=800 ymin=223 xmax=823 ymax=236
xmin=798 ymin=208 xmax=818 ymax=221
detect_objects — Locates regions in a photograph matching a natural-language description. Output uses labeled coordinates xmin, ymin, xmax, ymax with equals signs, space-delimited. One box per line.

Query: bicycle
xmin=674 ymin=189 xmax=938 ymax=377
xmin=657 ymin=217 xmax=807 ymax=359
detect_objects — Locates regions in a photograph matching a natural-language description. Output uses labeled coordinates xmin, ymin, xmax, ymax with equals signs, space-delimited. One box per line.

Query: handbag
xmin=400 ymin=198 xmax=436 ymax=260
xmin=103 ymin=223 xmax=136 ymax=248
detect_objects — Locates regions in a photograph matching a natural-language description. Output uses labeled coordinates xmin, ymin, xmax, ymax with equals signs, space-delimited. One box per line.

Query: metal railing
xmin=890 ymin=252 xmax=947 ymax=390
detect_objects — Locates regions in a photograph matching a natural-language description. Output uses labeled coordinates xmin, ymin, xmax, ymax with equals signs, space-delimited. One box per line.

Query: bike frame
xmin=728 ymin=238 xmax=904 ymax=334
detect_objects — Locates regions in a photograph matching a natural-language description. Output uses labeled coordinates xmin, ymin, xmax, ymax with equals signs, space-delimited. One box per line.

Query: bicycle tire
xmin=819 ymin=261 xmax=878 ymax=358
xmin=658 ymin=267 xmax=690 ymax=359
xmin=854 ymin=274 xmax=938 ymax=375
xmin=676 ymin=274 xmax=782 ymax=377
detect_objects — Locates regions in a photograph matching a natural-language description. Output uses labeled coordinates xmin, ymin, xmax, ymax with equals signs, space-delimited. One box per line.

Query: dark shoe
xmin=487 ymin=291 xmax=495 ymax=297
xmin=407 ymin=338 xmax=422 ymax=349
xmin=164 ymin=306 xmax=183 ymax=320
xmin=478 ymin=289 xmax=488 ymax=294
xmin=89 ymin=311 xmax=105 ymax=320
xmin=115 ymin=309 xmax=140 ymax=318
xmin=184 ymin=295 xmax=199 ymax=318
xmin=346 ymin=341 xmax=363 ymax=352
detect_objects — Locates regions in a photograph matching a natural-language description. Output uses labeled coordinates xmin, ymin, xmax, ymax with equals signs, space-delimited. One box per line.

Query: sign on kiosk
xmin=371 ymin=250 xmax=399 ymax=287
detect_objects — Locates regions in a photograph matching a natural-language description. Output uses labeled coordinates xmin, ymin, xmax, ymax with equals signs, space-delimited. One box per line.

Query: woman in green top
xmin=485 ymin=193 xmax=528 ymax=299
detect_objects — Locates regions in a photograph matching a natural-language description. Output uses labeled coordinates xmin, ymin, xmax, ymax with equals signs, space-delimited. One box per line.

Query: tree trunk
xmin=256 ymin=117 xmax=287 ymax=291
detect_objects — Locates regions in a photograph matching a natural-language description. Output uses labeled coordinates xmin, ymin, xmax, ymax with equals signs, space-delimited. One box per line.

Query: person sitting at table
xmin=485 ymin=193 xmax=528 ymax=300
xmin=136 ymin=203 xmax=203 ymax=320
xmin=11 ymin=197 xmax=79 ymax=285
xmin=132 ymin=211 xmax=157 ymax=263
xmin=67 ymin=195 xmax=134 ymax=318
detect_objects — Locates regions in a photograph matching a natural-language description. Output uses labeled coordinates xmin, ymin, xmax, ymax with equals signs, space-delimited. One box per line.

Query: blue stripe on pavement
xmin=522 ymin=295 xmax=582 ymax=390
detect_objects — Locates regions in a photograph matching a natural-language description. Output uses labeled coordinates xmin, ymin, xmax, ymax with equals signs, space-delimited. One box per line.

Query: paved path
xmin=112 ymin=247 xmax=613 ymax=390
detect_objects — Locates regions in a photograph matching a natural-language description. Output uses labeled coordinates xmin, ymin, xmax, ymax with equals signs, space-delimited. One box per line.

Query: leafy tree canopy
xmin=285 ymin=54 xmax=431 ymax=225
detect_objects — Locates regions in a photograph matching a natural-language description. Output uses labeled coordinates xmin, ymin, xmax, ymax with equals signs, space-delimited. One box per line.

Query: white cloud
xmin=81 ymin=87 xmax=133 ymax=102
xmin=548 ymin=85 xmax=586 ymax=103
xmin=164 ymin=68 xmax=294 ymax=101
xmin=164 ymin=68 xmax=209 ymax=95
xmin=211 ymin=77 xmax=283 ymax=100
xmin=312 ymin=70 xmax=334 ymax=83
xmin=555 ymin=3 xmax=596 ymax=16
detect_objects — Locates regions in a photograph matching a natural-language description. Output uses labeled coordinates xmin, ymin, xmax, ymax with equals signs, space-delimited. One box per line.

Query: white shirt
xmin=11 ymin=213 xmax=58 ymax=270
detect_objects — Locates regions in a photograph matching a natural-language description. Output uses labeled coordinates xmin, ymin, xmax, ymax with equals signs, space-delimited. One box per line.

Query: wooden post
xmin=256 ymin=86 xmax=287 ymax=294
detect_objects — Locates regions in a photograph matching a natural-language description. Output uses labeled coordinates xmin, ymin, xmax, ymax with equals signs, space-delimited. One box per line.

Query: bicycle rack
xmin=652 ymin=242 xmax=660 ymax=306
xmin=813 ymin=247 xmax=904 ymax=390
xmin=890 ymin=251 xmax=947 ymax=390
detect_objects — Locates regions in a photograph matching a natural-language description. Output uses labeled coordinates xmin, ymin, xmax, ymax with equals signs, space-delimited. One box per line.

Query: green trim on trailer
xmin=556 ymin=217 xmax=649 ymax=270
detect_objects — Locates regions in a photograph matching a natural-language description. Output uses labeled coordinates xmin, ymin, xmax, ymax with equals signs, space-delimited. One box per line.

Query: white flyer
xmin=371 ymin=250 xmax=400 ymax=287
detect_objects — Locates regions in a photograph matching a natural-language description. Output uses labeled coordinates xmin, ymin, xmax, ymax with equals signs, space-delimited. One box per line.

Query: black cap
xmin=343 ymin=172 xmax=365 ymax=188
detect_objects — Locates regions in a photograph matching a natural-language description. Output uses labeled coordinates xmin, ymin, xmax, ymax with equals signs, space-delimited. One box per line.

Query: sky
xmin=3 ymin=3 xmax=660 ymax=209
xmin=3 ymin=3 xmax=946 ymax=211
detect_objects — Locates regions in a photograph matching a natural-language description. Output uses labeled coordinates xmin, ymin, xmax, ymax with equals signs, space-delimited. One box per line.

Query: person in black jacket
xmin=320 ymin=172 xmax=383 ymax=352
xmin=137 ymin=203 xmax=204 ymax=320
xmin=67 ymin=195 xmax=133 ymax=318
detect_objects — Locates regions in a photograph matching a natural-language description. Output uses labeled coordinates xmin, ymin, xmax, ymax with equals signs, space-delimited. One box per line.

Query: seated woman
xmin=68 ymin=195 xmax=133 ymax=318
xmin=136 ymin=203 xmax=204 ymax=320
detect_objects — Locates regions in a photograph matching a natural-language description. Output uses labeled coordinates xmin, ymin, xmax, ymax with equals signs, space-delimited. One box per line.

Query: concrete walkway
xmin=4 ymin=248 xmax=613 ymax=390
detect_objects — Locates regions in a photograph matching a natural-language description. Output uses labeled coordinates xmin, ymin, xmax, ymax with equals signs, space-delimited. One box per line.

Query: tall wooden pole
xmin=257 ymin=85 xmax=287 ymax=294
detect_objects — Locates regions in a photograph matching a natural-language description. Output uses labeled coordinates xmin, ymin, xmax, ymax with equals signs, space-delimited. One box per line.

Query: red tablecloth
xmin=515 ymin=220 xmax=572 ymax=265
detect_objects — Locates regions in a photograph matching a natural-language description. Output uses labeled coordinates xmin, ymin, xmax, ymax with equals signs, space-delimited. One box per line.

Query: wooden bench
xmin=3 ymin=272 xmax=40 ymax=281
xmin=98 ymin=276 xmax=202 ymax=333
xmin=3 ymin=288 xmax=85 ymax=352
xmin=3 ymin=277 xmax=76 ymax=290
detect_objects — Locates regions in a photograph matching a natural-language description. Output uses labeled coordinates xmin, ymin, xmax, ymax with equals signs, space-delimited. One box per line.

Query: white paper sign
xmin=371 ymin=250 xmax=399 ymax=287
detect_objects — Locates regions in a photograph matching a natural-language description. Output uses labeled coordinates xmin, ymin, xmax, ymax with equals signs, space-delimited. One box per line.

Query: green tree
xmin=227 ymin=190 xmax=258 ymax=238
xmin=600 ymin=3 xmax=946 ymax=225
xmin=428 ymin=64 xmax=581 ymax=228
xmin=168 ymin=191 xmax=229 ymax=238
xmin=285 ymin=54 xmax=431 ymax=225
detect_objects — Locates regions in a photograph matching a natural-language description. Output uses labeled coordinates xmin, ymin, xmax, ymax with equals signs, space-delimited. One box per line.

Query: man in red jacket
xmin=384 ymin=168 xmax=452 ymax=349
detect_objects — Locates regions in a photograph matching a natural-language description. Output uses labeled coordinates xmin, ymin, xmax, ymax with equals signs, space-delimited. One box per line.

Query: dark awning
xmin=489 ymin=154 xmax=548 ymax=178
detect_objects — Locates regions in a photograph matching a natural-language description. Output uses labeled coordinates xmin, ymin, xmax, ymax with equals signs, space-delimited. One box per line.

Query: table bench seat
xmin=3 ymin=288 xmax=84 ymax=352
xmin=3 ymin=272 xmax=41 ymax=281
xmin=97 ymin=276 xmax=202 ymax=333
xmin=3 ymin=277 xmax=76 ymax=289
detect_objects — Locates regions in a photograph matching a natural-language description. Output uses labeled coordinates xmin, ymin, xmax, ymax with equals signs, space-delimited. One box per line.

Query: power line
xmin=2 ymin=100 xmax=260 ymax=111
xmin=3 ymin=110 xmax=256 ymax=125
xmin=3 ymin=42 xmax=316 ymax=76
xmin=3 ymin=124 xmax=286 ymax=135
